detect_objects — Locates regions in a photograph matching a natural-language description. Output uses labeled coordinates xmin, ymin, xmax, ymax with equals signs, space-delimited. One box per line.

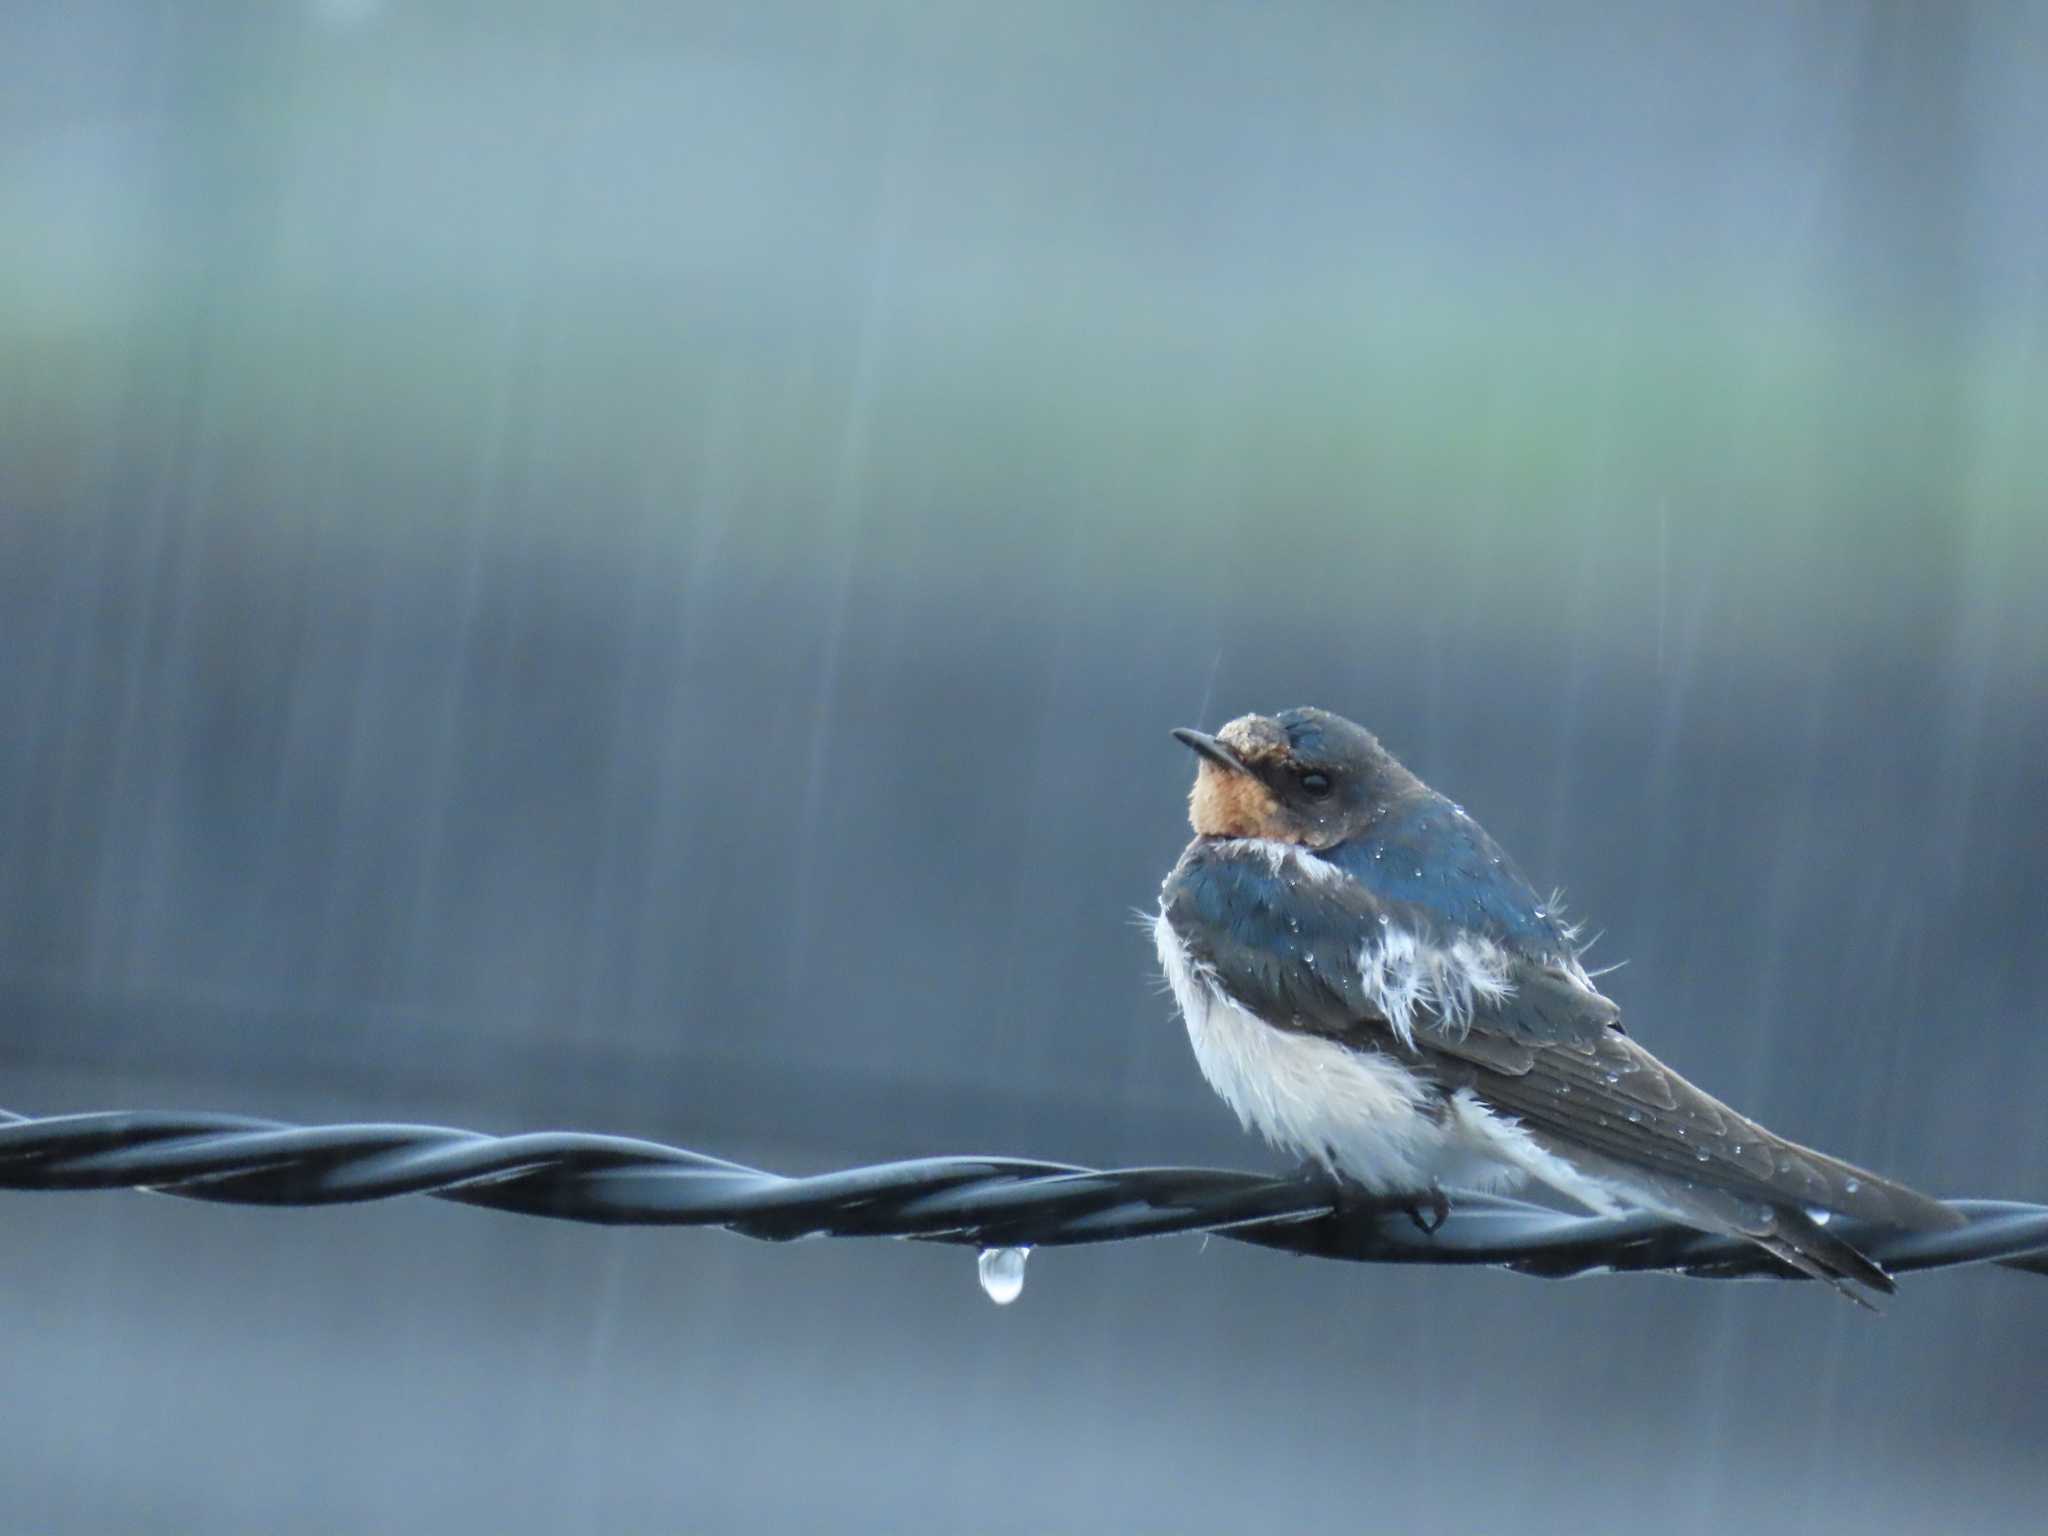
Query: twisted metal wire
xmin=0 ymin=1108 xmax=2043 ymax=1285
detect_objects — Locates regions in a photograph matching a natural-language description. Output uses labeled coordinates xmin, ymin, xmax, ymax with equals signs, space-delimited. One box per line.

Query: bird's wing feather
xmin=1421 ymin=967 xmax=1959 ymax=1233
xmin=1163 ymin=842 xmax=1958 ymax=1234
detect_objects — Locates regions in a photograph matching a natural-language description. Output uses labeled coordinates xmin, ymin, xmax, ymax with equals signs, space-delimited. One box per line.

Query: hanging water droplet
xmin=1843 ymin=1177 xmax=1860 ymax=1194
xmin=1804 ymin=1206 xmax=1832 ymax=1226
xmin=977 ymin=1246 xmax=1030 ymax=1305
xmin=1625 ymin=1109 xmax=1643 ymax=1123
xmin=1377 ymin=913 xmax=1389 ymax=926
xmin=1695 ymin=1149 xmax=1711 ymax=1163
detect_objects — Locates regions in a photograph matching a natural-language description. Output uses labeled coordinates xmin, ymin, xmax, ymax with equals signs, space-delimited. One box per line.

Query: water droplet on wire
xmin=977 ymin=1246 xmax=1030 ymax=1305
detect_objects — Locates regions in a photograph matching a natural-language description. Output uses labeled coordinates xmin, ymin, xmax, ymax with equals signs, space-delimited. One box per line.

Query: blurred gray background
xmin=3 ymin=1 xmax=2045 ymax=1531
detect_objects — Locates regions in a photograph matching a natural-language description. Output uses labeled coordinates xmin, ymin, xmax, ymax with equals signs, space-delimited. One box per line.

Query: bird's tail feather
xmin=1753 ymin=1206 xmax=1894 ymax=1304
xmin=1658 ymin=1184 xmax=1897 ymax=1307
xmin=1533 ymin=1142 xmax=1921 ymax=1307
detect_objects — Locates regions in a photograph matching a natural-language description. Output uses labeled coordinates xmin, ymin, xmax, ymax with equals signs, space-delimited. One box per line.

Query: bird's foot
xmin=1404 ymin=1186 xmax=1451 ymax=1236
xmin=1291 ymin=1162 xmax=1450 ymax=1237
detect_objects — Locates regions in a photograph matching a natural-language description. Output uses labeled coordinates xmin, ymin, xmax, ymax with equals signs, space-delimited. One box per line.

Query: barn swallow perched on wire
xmin=1153 ymin=707 xmax=1962 ymax=1302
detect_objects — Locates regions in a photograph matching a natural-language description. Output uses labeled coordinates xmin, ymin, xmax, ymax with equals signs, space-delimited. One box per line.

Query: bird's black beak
xmin=1172 ymin=727 xmax=1246 ymax=774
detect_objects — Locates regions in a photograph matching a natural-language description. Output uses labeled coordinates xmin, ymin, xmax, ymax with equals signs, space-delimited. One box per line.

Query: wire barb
xmin=0 ymin=1109 xmax=2042 ymax=1284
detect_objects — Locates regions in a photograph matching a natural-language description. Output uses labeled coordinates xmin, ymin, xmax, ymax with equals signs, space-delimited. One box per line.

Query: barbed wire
xmin=1 ymin=1107 xmax=2042 ymax=1286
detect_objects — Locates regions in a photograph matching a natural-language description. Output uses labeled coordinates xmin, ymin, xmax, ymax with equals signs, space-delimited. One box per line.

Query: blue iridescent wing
xmin=1161 ymin=839 xmax=1956 ymax=1237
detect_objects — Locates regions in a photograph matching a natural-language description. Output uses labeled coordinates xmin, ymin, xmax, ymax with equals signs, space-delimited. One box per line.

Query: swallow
xmin=1153 ymin=707 xmax=1962 ymax=1301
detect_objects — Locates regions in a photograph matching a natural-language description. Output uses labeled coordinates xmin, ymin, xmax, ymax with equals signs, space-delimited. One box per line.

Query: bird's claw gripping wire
xmin=1405 ymin=1186 xmax=1452 ymax=1236
xmin=1291 ymin=1160 xmax=1449 ymax=1236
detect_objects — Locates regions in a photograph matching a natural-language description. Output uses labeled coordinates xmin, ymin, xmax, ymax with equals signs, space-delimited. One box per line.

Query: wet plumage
xmin=1155 ymin=707 xmax=1961 ymax=1303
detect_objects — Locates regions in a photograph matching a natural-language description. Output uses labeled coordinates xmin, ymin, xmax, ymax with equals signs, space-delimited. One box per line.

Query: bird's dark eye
xmin=1298 ymin=771 xmax=1332 ymax=799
